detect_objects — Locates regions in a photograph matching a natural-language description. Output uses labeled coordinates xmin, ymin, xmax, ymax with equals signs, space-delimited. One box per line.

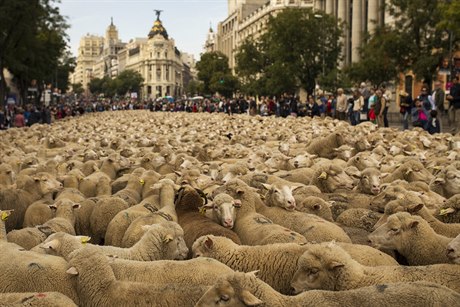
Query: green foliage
xmin=0 ymin=0 xmax=69 ymax=107
xmin=437 ymin=0 xmax=460 ymax=39
xmin=235 ymin=8 xmax=343 ymax=96
xmin=71 ymin=83 xmax=84 ymax=96
xmin=88 ymin=70 xmax=144 ymax=98
xmin=186 ymin=79 xmax=204 ymax=97
xmin=196 ymin=51 xmax=237 ymax=97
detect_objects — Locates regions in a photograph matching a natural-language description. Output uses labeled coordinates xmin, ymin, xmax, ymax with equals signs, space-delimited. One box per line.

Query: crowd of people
xmin=1 ymin=76 xmax=459 ymax=134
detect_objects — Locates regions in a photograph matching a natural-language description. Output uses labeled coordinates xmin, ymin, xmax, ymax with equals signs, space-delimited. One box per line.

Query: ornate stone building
xmin=214 ymin=0 xmax=391 ymax=70
xmin=70 ymin=34 xmax=104 ymax=89
xmin=72 ymin=13 xmax=194 ymax=99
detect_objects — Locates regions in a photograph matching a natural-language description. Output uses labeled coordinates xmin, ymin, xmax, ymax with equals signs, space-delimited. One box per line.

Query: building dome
xmin=148 ymin=18 xmax=168 ymax=39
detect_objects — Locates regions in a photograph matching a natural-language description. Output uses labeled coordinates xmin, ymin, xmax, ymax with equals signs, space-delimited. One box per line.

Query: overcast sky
xmin=58 ymin=0 xmax=228 ymax=60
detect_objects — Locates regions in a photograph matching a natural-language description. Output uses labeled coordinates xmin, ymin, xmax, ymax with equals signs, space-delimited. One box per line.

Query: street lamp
xmin=314 ymin=14 xmax=325 ymax=77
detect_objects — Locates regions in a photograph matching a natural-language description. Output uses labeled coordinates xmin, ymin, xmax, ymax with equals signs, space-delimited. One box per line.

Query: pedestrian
xmin=375 ymin=89 xmax=386 ymax=128
xmin=398 ymin=91 xmax=413 ymax=130
xmin=447 ymin=75 xmax=460 ymax=133
xmin=352 ymin=89 xmax=364 ymax=126
xmin=381 ymin=84 xmax=391 ymax=127
xmin=411 ymin=98 xmax=429 ymax=130
xmin=336 ymin=88 xmax=347 ymax=120
xmin=14 ymin=108 xmax=26 ymax=128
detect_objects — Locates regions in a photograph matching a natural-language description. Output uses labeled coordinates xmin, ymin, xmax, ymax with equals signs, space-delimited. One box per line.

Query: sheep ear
xmin=162 ymin=234 xmax=173 ymax=244
xmin=291 ymin=185 xmax=302 ymax=192
xmin=313 ymin=204 xmax=322 ymax=210
xmin=261 ymin=183 xmax=272 ymax=190
xmin=48 ymin=205 xmax=57 ymax=211
xmin=204 ymin=236 xmax=214 ymax=249
xmin=327 ymin=201 xmax=334 ymax=207
xmin=328 ymin=261 xmax=345 ymax=270
xmin=240 ymin=290 xmax=264 ymax=306
xmin=318 ymin=172 xmax=328 ymax=180
xmin=150 ymin=183 xmax=162 ymax=190
xmin=408 ymin=203 xmax=424 ymax=214
xmin=439 ymin=208 xmax=455 ymax=216
xmin=236 ymin=188 xmax=245 ymax=195
xmin=408 ymin=220 xmax=419 ymax=229
xmin=41 ymin=239 xmax=59 ymax=250
xmin=66 ymin=267 xmax=79 ymax=276
xmin=233 ymin=199 xmax=242 ymax=208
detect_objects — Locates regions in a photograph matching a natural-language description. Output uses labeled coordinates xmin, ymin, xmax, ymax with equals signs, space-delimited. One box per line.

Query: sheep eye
xmin=309 ymin=268 xmax=319 ymax=275
xmin=220 ymin=295 xmax=229 ymax=302
xmin=390 ymin=228 xmax=399 ymax=232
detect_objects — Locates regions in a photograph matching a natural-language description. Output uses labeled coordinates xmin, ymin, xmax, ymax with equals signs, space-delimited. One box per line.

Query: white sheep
xmin=7 ymin=199 xmax=80 ymax=249
xmin=195 ymin=271 xmax=460 ymax=307
xmin=369 ymin=212 xmax=454 ymax=265
xmin=0 ymin=292 xmax=77 ymax=307
xmin=290 ymin=241 xmax=460 ymax=294
xmin=66 ymin=246 xmax=210 ymax=307
xmin=42 ymin=222 xmax=188 ymax=261
xmin=192 ymin=235 xmax=396 ymax=295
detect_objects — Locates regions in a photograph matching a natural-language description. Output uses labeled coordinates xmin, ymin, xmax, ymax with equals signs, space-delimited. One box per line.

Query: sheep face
xmin=438 ymin=195 xmax=460 ymax=223
xmin=195 ymin=273 xmax=263 ymax=307
xmin=368 ymin=212 xmax=419 ymax=251
xmin=319 ymin=166 xmax=355 ymax=192
xmin=359 ymin=168 xmax=382 ymax=195
xmin=205 ymin=194 xmax=241 ymax=229
xmin=370 ymin=186 xmax=408 ymax=213
xmin=263 ymin=184 xmax=296 ymax=211
xmin=401 ymin=162 xmax=434 ymax=184
xmin=291 ymin=246 xmax=346 ymax=293
xmin=0 ymin=163 xmax=15 ymax=186
xmin=447 ymin=234 xmax=460 ymax=264
xmin=440 ymin=167 xmax=460 ymax=197
xmin=264 ymin=154 xmax=293 ymax=171
xmin=290 ymin=154 xmax=315 ymax=168
xmin=296 ymin=197 xmax=333 ymax=222
xmin=33 ymin=173 xmax=63 ymax=195
xmin=157 ymin=222 xmax=188 ymax=260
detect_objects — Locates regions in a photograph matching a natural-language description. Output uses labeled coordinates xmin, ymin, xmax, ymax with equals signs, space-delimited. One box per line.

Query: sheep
xmin=89 ymin=196 xmax=129 ymax=244
xmin=355 ymin=167 xmax=384 ymax=195
xmin=336 ymin=208 xmax=382 ymax=232
xmin=290 ymin=241 xmax=460 ymax=294
xmin=438 ymin=194 xmax=460 ymax=224
xmin=104 ymin=178 xmax=178 ymax=247
xmin=195 ymin=271 xmax=460 ymax=307
xmin=0 ymin=163 xmax=15 ymax=186
xmin=264 ymin=153 xmax=295 ymax=171
xmin=310 ymin=164 xmax=355 ymax=193
xmin=294 ymin=196 xmax=334 ymax=221
xmin=373 ymin=200 xmax=460 ymax=238
xmin=213 ymin=179 xmax=307 ymax=245
xmin=346 ymin=152 xmax=381 ymax=171
xmin=66 ymin=246 xmax=209 ymax=307
xmin=430 ymin=165 xmax=460 ymax=198
xmin=0 ymin=292 xmax=77 ymax=307
xmin=254 ymin=194 xmax=352 ymax=243
xmin=175 ymin=185 xmax=241 ymax=254
xmin=306 ymin=132 xmax=345 ymax=159
xmin=0 ymin=172 xmax=63 ymax=231
xmin=370 ymin=185 xmax=423 ymax=213
xmin=43 ymin=222 xmax=188 ymax=261
xmin=202 ymin=192 xmax=242 ymax=229
xmin=369 ymin=212 xmax=454 ymax=265
xmin=383 ymin=160 xmax=434 ymax=184
xmin=0 ymin=247 xmax=79 ymax=304
xmin=7 ymin=199 xmax=80 ymax=249
xmin=23 ymin=195 xmax=55 ymax=227
xmin=192 ymin=235 xmax=397 ymax=295
xmin=112 ymin=167 xmax=145 ymax=206
xmin=447 ymin=234 xmax=460 ymax=264
xmin=260 ymin=182 xmax=297 ymax=210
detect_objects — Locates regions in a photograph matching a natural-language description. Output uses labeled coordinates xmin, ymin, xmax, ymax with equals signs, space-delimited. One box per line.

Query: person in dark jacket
xmin=427 ymin=110 xmax=441 ymax=134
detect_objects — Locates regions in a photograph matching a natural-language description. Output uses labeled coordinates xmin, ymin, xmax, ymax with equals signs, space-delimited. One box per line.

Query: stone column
xmin=368 ymin=0 xmax=379 ymax=33
xmin=314 ymin=0 xmax=322 ymax=11
xmin=351 ymin=0 xmax=363 ymax=63
xmin=337 ymin=0 xmax=348 ymax=66
xmin=325 ymin=0 xmax=334 ymax=15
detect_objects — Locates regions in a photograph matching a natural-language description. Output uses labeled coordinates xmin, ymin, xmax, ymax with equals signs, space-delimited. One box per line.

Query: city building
xmin=70 ymin=34 xmax=104 ymax=90
xmin=72 ymin=12 xmax=195 ymax=99
xmin=203 ymin=25 xmax=217 ymax=53
xmin=214 ymin=0 xmax=391 ymax=71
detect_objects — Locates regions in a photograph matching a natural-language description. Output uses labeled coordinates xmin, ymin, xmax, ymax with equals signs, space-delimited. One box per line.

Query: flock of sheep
xmin=0 ymin=110 xmax=460 ymax=307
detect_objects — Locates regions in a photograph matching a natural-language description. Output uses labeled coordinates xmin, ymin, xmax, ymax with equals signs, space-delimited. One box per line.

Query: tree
xmin=196 ymin=52 xmax=237 ymax=96
xmin=71 ymin=83 xmax=84 ymax=96
xmin=437 ymin=0 xmax=460 ymax=40
xmin=0 ymin=0 xmax=69 ymax=108
xmin=115 ymin=70 xmax=144 ymax=97
xmin=186 ymin=79 xmax=204 ymax=97
xmin=235 ymin=8 xmax=343 ymax=97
